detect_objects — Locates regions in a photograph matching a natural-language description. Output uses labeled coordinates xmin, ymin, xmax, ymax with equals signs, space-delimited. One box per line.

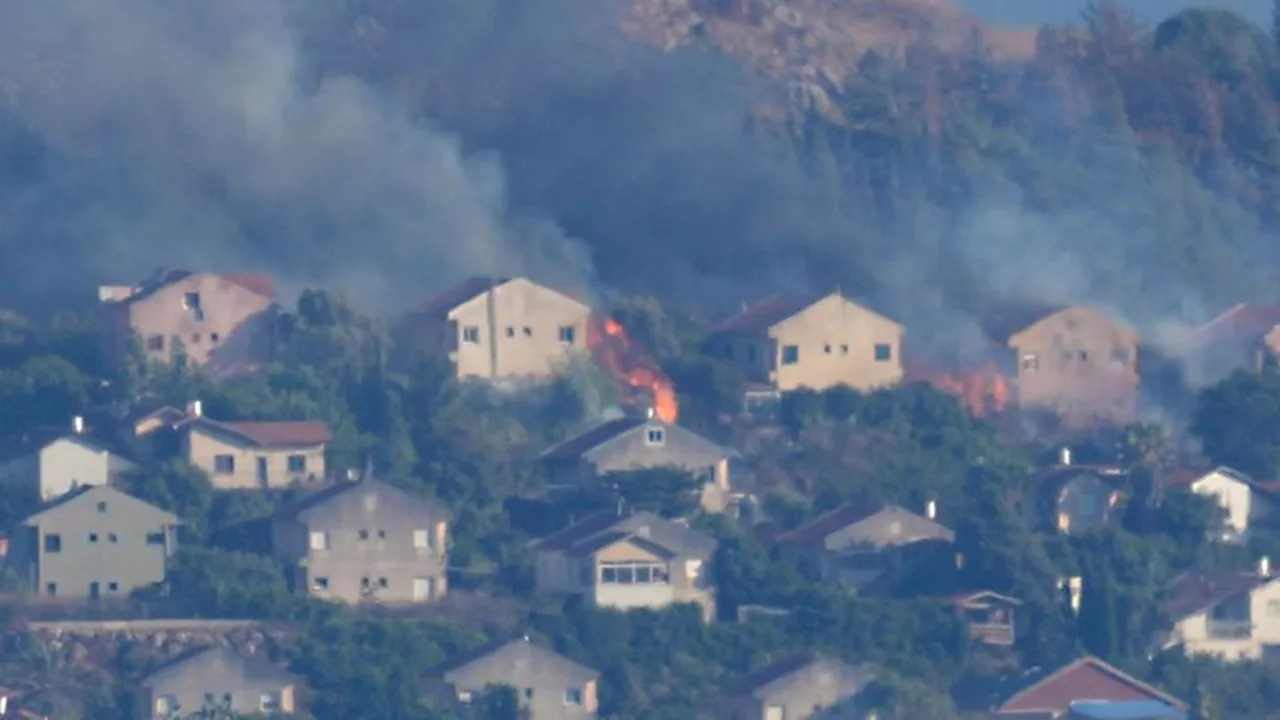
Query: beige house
xmin=988 ymin=305 xmax=1139 ymax=427
xmin=720 ymin=654 xmax=875 ymax=720
xmin=705 ymin=291 xmax=904 ymax=404
xmin=100 ymin=269 xmax=279 ymax=374
xmin=0 ymin=418 xmax=137 ymax=500
xmin=1159 ymin=561 xmax=1280 ymax=661
xmin=135 ymin=645 xmax=297 ymax=719
xmin=1163 ymin=466 xmax=1277 ymax=542
xmin=530 ymin=510 xmax=719 ymax=621
xmin=434 ymin=637 xmax=600 ymax=719
xmin=399 ymin=276 xmax=591 ymax=383
xmin=175 ymin=406 xmax=330 ymax=490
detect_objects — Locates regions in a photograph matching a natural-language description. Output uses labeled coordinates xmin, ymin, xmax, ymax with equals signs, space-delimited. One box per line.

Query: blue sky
xmin=957 ymin=0 xmax=1267 ymax=26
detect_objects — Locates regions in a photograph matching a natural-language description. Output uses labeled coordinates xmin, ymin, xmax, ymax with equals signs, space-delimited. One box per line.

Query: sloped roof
xmin=950 ymin=590 xmax=1023 ymax=607
xmin=435 ymin=637 xmax=598 ymax=685
xmin=0 ymin=425 xmax=137 ymax=464
xmin=112 ymin=269 xmax=278 ymax=305
xmin=710 ymin=294 xmax=819 ymax=334
xmin=1161 ymin=571 xmax=1270 ymax=619
xmin=183 ymin=417 xmax=332 ymax=447
xmin=979 ymin=302 xmax=1070 ymax=343
xmin=1195 ymin=302 xmax=1280 ymax=342
xmin=275 ymin=479 xmax=449 ymax=523
xmin=22 ymin=485 xmax=180 ymax=527
xmin=727 ymin=654 xmax=876 ymax=700
xmin=1161 ymin=466 xmax=1254 ymax=492
xmin=773 ymin=502 xmax=954 ymax=546
xmin=539 ymin=417 xmax=645 ymax=460
xmin=956 ymin=656 xmax=1185 ymax=714
xmin=140 ymin=645 xmax=294 ymax=689
xmin=565 ymin=531 xmax=678 ymax=559
xmin=530 ymin=510 xmax=717 ymax=559
xmin=414 ymin=277 xmax=510 ymax=317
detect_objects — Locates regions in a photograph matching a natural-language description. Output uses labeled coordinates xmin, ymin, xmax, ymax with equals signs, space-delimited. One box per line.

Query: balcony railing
xmin=1207 ymin=619 xmax=1253 ymax=639
xmin=968 ymin=623 xmax=1015 ymax=646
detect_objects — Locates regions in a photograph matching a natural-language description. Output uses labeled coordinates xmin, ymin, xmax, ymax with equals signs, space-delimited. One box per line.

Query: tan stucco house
xmin=169 ymin=405 xmax=330 ymax=490
xmin=398 ymin=276 xmax=591 ymax=383
xmin=99 ymin=269 xmax=279 ymax=374
xmin=705 ymin=291 xmax=904 ymax=406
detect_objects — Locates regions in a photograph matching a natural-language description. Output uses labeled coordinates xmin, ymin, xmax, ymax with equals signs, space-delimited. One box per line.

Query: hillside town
xmin=0 ymin=267 xmax=1278 ymax=718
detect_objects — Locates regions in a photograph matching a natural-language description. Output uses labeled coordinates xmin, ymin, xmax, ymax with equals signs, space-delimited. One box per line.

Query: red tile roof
xmin=774 ymin=502 xmax=887 ymax=545
xmin=186 ymin=418 xmax=332 ymax=447
xmin=710 ymin=294 xmax=818 ymax=334
xmin=998 ymin=656 xmax=1185 ymax=715
xmin=1162 ymin=571 xmax=1268 ymax=619
xmin=1195 ymin=302 xmax=1280 ymax=343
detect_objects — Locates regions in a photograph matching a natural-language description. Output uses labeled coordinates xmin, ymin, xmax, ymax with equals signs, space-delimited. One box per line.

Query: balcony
xmin=968 ymin=622 xmax=1016 ymax=646
xmin=1207 ymin=619 xmax=1253 ymax=639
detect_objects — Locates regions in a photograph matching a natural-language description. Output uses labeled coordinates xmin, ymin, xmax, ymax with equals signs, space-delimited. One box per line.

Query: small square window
xmin=96 ymin=501 xmax=107 ymax=513
xmin=359 ymin=529 xmax=370 ymax=541
xmin=361 ymin=576 xmax=371 ymax=590
xmin=44 ymin=534 xmax=61 ymax=553
xmin=823 ymin=344 xmax=832 ymax=354
xmin=146 ymin=335 xmax=164 ymax=351
xmin=89 ymin=533 xmax=98 ymax=544
xmin=840 ymin=344 xmax=849 ymax=354
xmin=781 ymin=345 xmax=799 ymax=365
xmin=108 ymin=533 xmax=118 ymax=543
xmin=146 ymin=532 xmax=166 ymax=545
xmin=874 ymin=343 xmax=892 ymax=362
xmin=524 ymin=688 xmax=534 ymax=699
xmin=379 ymin=577 xmax=389 ymax=588
xmin=413 ymin=530 xmax=430 ymax=549
xmin=210 ymin=332 xmax=220 ymax=343
xmin=522 ymin=326 xmax=533 ymax=337
xmin=287 ymin=455 xmax=306 ymax=473
xmin=45 ymin=582 xmax=56 ymax=596
xmin=565 ymin=687 xmax=583 ymax=705
xmin=558 ymin=326 xmax=576 ymax=344
xmin=108 ymin=582 xmax=118 ymax=592
xmin=377 ymin=529 xmax=386 ymax=540
xmin=505 ymin=326 xmax=515 ymax=338
xmin=462 ymin=326 xmax=480 ymax=343
xmin=1021 ymin=353 xmax=1039 ymax=372
xmin=312 ymin=576 xmax=329 ymax=590
xmin=213 ymin=455 xmax=235 ymax=474
xmin=646 ymin=427 xmax=665 ymax=445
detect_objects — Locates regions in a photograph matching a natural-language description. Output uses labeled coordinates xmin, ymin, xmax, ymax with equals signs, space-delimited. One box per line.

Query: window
xmin=377 ymin=529 xmax=386 ymax=540
xmin=361 ymin=576 xmax=371 ymax=591
xmin=524 ymin=688 xmax=534 ymax=699
xmin=413 ymin=529 xmax=430 ymax=549
xmin=458 ymin=690 xmax=473 ymax=703
xmin=287 ymin=454 xmax=306 ymax=473
xmin=765 ymin=705 xmax=784 ymax=720
xmin=147 ymin=335 xmax=164 ymax=351
xmin=108 ymin=533 xmax=118 ymax=543
xmin=183 ymin=292 xmax=201 ymax=310
xmin=358 ymin=529 xmax=370 ymax=541
xmin=312 ymin=576 xmax=329 ymax=590
xmin=840 ymin=344 xmax=849 ymax=354
xmin=505 ymin=326 xmax=515 ymax=337
xmin=89 ymin=582 xmax=99 ymax=598
xmin=645 ymin=427 xmax=665 ymax=446
xmin=599 ymin=562 xmax=670 ymax=584
xmin=565 ymin=687 xmax=583 ymax=705
xmin=1079 ymin=350 xmax=1089 ymax=361
xmin=45 ymin=582 xmax=56 ymax=596
xmin=559 ymin=325 xmax=576 ymax=344
xmin=146 ymin=532 xmax=166 ymax=546
xmin=823 ymin=343 xmax=832 ymax=354
xmin=210 ymin=332 xmax=220 ymax=343
xmin=108 ymin=582 xmax=118 ymax=592
xmin=522 ymin=326 xmax=533 ymax=337
xmin=781 ymin=344 xmax=799 ymax=365
xmin=89 ymin=533 xmax=98 ymax=544
xmin=462 ymin=326 xmax=480 ymax=343
xmin=1021 ymin=353 xmax=1039 ymax=372
xmin=96 ymin=501 xmax=107 ymax=513
xmin=874 ymin=343 xmax=892 ymax=361
xmin=44 ymin=534 xmax=61 ymax=553
xmin=260 ymin=692 xmax=282 ymax=712
xmin=379 ymin=577 xmax=389 ymax=589
xmin=156 ymin=695 xmax=178 ymax=714
xmin=213 ymin=454 xmax=235 ymax=474
xmin=309 ymin=531 xmax=329 ymax=551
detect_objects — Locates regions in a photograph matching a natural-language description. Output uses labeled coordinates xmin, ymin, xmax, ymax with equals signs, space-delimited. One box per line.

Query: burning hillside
xmin=588 ymin=316 xmax=680 ymax=423
xmin=906 ymin=359 xmax=1010 ymax=417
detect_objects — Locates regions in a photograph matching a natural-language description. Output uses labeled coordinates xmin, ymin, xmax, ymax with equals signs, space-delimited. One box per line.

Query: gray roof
xmin=0 ymin=425 xmax=137 ymax=464
xmin=436 ymin=637 xmax=598 ymax=686
xmin=728 ymin=654 xmax=876 ymax=700
xmin=275 ymin=479 xmax=450 ymax=523
xmin=539 ymin=418 xmax=739 ymax=462
xmin=530 ymin=510 xmax=717 ymax=560
xmin=22 ymin=485 xmax=180 ymax=527
xmin=140 ymin=645 xmax=295 ymax=689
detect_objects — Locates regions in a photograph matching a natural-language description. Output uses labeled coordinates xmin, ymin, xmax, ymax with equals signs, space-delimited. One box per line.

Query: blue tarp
xmin=1067 ymin=700 xmax=1187 ymax=720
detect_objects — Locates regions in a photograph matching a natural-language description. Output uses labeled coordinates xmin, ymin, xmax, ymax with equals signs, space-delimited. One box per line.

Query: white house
xmin=1160 ymin=559 xmax=1280 ymax=662
xmin=1164 ymin=466 xmax=1275 ymax=541
xmin=0 ymin=418 xmax=137 ymax=500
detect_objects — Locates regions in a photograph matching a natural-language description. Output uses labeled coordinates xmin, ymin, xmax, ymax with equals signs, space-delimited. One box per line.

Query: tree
xmin=1193 ymin=368 xmax=1280 ymax=478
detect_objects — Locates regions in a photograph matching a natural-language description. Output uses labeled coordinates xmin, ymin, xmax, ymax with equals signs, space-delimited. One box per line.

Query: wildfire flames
xmin=910 ymin=361 xmax=1011 ymax=417
xmin=587 ymin=316 xmax=680 ymax=424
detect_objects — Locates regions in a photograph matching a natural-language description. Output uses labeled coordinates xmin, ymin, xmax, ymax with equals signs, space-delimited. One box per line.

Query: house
xmin=952 ymin=590 xmax=1021 ymax=647
xmin=774 ymin=501 xmax=956 ymax=593
xmin=529 ymin=510 xmax=719 ymax=621
xmin=954 ymin=655 xmax=1187 ymax=719
xmin=704 ymin=291 xmax=904 ymax=406
xmin=8 ymin=485 xmax=179 ymax=599
xmin=1158 ymin=559 xmax=1280 ymax=661
xmin=539 ymin=415 xmax=740 ymax=514
xmin=986 ymin=305 xmax=1139 ymax=427
xmin=1182 ymin=302 xmax=1280 ymax=384
xmin=1066 ymin=701 xmax=1186 ymax=720
xmin=99 ymin=268 xmax=279 ymax=374
xmin=0 ymin=416 xmax=137 ymax=501
xmin=719 ymin=654 xmax=876 ymax=720
xmin=271 ymin=478 xmax=450 ymax=604
xmin=1038 ymin=454 xmax=1129 ymax=535
xmin=433 ymin=636 xmax=599 ymax=719
xmin=177 ymin=404 xmax=331 ymax=490
xmin=399 ymin=276 xmax=591 ymax=383
xmin=134 ymin=645 xmax=298 ymax=719
xmin=1162 ymin=466 xmax=1277 ymax=542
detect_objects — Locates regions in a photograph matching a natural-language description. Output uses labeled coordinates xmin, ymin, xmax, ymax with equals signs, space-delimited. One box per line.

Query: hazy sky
xmin=959 ymin=0 xmax=1267 ymax=26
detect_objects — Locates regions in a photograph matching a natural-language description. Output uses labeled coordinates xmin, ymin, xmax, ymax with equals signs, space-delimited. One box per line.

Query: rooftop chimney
xmin=925 ymin=499 xmax=937 ymax=521
xmin=645 ymin=406 xmax=655 ymax=420
xmin=1059 ymin=447 xmax=1072 ymax=466
xmin=71 ymin=416 xmax=84 ymax=434
xmin=187 ymin=400 xmax=202 ymax=418
xmin=1261 ymin=556 xmax=1271 ymax=578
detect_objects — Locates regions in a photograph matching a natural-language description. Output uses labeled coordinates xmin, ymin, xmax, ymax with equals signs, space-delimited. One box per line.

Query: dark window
xmin=522 ymin=326 xmax=533 ymax=337
xmin=462 ymin=326 xmax=480 ymax=343
xmin=377 ymin=529 xmax=386 ymax=540
xmin=108 ymin=582 xmax=118 ymax=592
xmin=359 ymin=530 xmax=370 ymax=541
xmin=146 ymin=335 xmax=164 ymax=351
xmin=89 ymin=533 xmax=98 ymax=544
xmin=287 ymin=455 xmax=306 ymax=473
xmin=558 ymin=326 xmax=576 ymax=344
xmin=646 ymin=427 xmax=665 ymax=445
xmin=379 ymin=577 xmax=389 ymax=588
xmin=44 ymin=534 xmax=61 ymax=553
xmin=146 ymin=532 xmax=166 ymax=546
xmin=108 ymin=533 xmax=118 ymax=544
xmin=823 ymin=344 xmax=832 ymax=354
xmin=361 ymin=576 xmax=371 ymax=590
xmin=874 ymin=343 xmax=892 ymax=361
xmin=781 ymin=345 xmax=799 ymax=364
xmin=524 ymin=688 xmax=533 ymax=699
xmin=505 ymin=326 xmax=515 ymax=337
xmin=96 ymin=501 xmax=107 ymax=513
xmin=214 ymin=455 xmax=235 ymax=474
xmin=45 ymin=582 xmax=56 ymax=596
xmin=210 ymin=332 xmax=220 ymax=343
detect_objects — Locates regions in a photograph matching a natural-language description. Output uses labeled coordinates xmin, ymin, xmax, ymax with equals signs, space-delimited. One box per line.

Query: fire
xmin=909 ymin=360 xmax=1010 ymax=417
xmin=588 ymin=316 xmax=680 ymax=424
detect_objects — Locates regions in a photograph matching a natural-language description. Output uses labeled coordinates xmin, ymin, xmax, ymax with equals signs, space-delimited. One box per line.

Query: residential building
xmin=134 ymin=645 xmax=297 ymax=719
xmin=433 ymin=636 xmax=599 ymax=720
xmin=719 ymin=654 xmax=876 ymax=720
xmin=8 ymin=485 xmax=179 ymax=599
xmin=954 ymin=655 xmax=1187 ymax=718
xmin=1037 ymin=454 xmax=1129 ymax=535
xmin=1163 ymin=466 xmax=1276 ymax=542
xmin=399 ymin=276 xmax=591 ymax=383
xmin=178 ymin=405 xmax=331 ymax=490
xmin=1182 ymin=302 xmax=1280 ymax=385
xmin=529 ymin=510 xmax=719 ymax=621
xmin=99 ymin=268 xmax=279 ymax=374
xmin=0 ymin=417 xmax=137 ymax=501
xmin=1158 ymin=560 xmax=1280 ymax=661
xmin=705 ymin=291 xmax=904 ymax=407
xmin=271 ymin=479 xmax=450 ymax=604
xmin=774 ymin=502 xmax=955 ymax=593
xmin=986 ymin=305 xmax=1139 ymax=427
xmin=539 ymin=415 xmax=739 ymax=513
xmin=952 ymin=590 xmax=1021 ymax=647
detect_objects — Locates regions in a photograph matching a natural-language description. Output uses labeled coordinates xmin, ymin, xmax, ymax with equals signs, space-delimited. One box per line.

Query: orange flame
xmin=909 ymin=360 xmax=1010 ymax=417
xmin=588 ymin=316 xmax=679 ymax=424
